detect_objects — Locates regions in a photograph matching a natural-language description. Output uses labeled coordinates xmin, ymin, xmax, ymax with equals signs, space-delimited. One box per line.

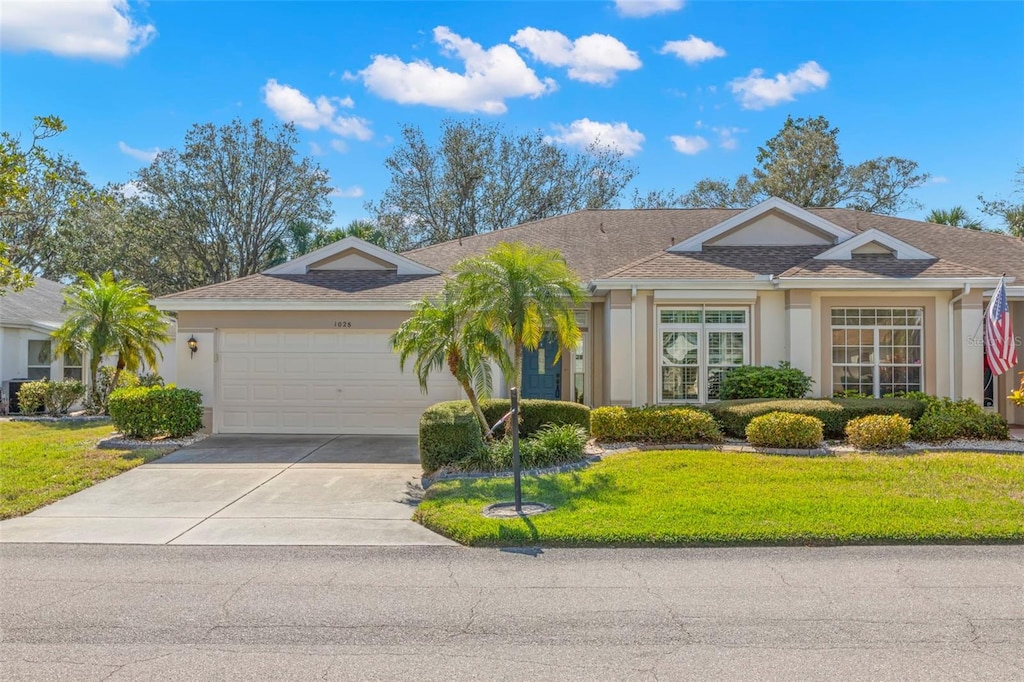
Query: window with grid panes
xmin=830 ymin=308 xmax=923 ymax=397
xmin=659 ymin=308 xmax=748 ymax=402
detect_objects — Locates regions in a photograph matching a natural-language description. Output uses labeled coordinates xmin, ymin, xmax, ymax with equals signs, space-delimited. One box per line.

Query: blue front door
xmin=521 ymin=333 xmax=562 ymax=399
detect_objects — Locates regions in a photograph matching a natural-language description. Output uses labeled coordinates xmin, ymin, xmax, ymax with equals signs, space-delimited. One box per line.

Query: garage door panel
xmin=217 ymin=329 xmax=463 ymax=435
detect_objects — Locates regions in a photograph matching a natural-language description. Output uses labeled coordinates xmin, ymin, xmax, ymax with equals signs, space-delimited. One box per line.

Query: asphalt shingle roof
xmin=155 ymin=207 xmax=1024 ymax=303
xmin=156 ymin=270 xmax=445 ymax=301
xmin=0 ymin=277 xmax=67 ymax=327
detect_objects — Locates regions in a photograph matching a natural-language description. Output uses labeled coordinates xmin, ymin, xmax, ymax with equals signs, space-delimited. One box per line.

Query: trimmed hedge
xmin=108 ymin=386 xmax=203 ymax=440
xmin=708 ymin=397 xmax=926 ymax=440
xmin=479 ymin=399 xmax=591 ymax=438
xmin=420 ymin=399 xmax=592 ymax=473
xmin=591 ymin=406 xmax=723 ymax=443
xmin=845 ymin=414 xmax=912 ymax=450
xmin=746 ymin=411 xmax=824 ymax=449
xmin=909 ymin=397 xmax=1009 ymax=442
xmin=419 ymin=401 xmax=485 ymax=473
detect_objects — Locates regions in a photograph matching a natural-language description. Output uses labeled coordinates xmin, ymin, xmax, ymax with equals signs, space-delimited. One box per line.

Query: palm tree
xmin=391 ymin=281 xmax=508 ymax=435
xmin=52 ymin=272 xmax=170 ymax=410
xmin=926 ymin=206 xmax=985 ymax=230
xmin=453 ymin=242 xmax=585 ymax=391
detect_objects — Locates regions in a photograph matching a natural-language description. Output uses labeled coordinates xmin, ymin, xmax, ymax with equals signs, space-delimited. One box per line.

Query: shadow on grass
xmin=5 ymin=418 xmax=111 ymax=434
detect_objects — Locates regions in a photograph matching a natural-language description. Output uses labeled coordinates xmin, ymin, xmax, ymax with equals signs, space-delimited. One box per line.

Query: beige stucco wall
xmin=707 ymin=213 xmax=833 ymax=247
xmin=594 ymin=286 xmax=965 ymax=408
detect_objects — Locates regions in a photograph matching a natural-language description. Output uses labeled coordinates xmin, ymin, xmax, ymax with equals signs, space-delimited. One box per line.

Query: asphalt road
xmin=2 ymin=544 xmax=1022 ymax=681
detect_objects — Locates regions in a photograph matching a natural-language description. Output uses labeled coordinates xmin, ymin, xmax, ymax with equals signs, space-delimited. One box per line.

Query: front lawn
xmin=416 ymin=449 xmax=1024 ymax=546
xmin=0 ymin=421 xmax=170 ymax=519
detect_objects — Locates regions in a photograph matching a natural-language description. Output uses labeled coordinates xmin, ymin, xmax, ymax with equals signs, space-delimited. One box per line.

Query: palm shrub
xmin=392 ymin=281 xmax=509 ymax=436
xmin=452 ymin=242 xmax=585 ymax=391
xmin=745 ymin=411 xmax=824 ymax=449
xmin=469 ymin=424 xmax=588 ymax=472
xmin=845 ymin=414 xmax=912 ymax=450
xmin=52 ymin=272 xmax=170 ymax=412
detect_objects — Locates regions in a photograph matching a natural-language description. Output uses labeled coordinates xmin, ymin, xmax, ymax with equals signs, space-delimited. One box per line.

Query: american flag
xmin=985 ymin=276 xmax=1018 ymax=376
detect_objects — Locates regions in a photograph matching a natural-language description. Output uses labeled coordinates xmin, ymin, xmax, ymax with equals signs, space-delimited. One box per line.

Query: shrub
xmin=419 ymin=401 xmax=485 ymax=473
xmin=708 ymin=398 xmax=926 ymax=440
xmin=136 ymin=372 xmax=165 ymax=387
xmin=591 ymin=406 xmax=723 ymax=443
xmin=91 ymin=366 xmax=140 ymax=413
xmin=746 ymin=411 xmax=824 ymax=449
xmin=14 ymin=379 xmax=86 ymax=416
xmin=718 ymin=362 xmax=813 ymax=400
xmin=909 ymin=397 xmax=1009 ymax=442
xmin=14 ymin=381 xmax=47 ymax=415
xmin=845 ymin=414 xmax=912 ymax=450
xmin=108 ymin=386 xmax=203 ymax=440
xmin=479 ymin=399 xmax=590 ymax=437
xmin=462 ymin=424 xmax=589 ymax=472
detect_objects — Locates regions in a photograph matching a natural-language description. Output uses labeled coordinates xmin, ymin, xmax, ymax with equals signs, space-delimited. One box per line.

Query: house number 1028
xmin=334 ymin=321 xmax=352 ymax=328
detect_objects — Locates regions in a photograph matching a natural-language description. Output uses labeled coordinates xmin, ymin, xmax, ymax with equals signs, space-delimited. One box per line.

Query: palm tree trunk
xmin=513 ymin=342 xmax=523 ymax=394
xmin=461 ymin=381 xmax=492 ymax=437
xmin=105 ymin=356 xmax=126 ymax=415
xmin=88 ymin=355 xmax=102 ymax=411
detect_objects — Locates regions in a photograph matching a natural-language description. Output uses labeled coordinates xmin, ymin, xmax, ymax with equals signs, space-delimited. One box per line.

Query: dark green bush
xmin=419 ymin=401 xmax=485 ymax=473
xmin=718 ymin=362 xmax=813 ymax=400
xmin=591 ymin=406 xmax=723 ymax=443
xmin=479 ymin=398 xmax=590 ymax=437
xmin=909 ymin=397 xmax=1009 ymax=442
xmin=746 ymin=411 xmax=824 ymax=449
xmin=708 ymin=397 xmax=926 ymax=439
xmin=845 ymin=414 xmax=912 ymax=450
xmin=15 ymin=379 xmax=86 ymax=416
xmin=470 ymin=424 xmax=589 ymax=472
xmin=108 ymin=386 xmax=203 ymax=439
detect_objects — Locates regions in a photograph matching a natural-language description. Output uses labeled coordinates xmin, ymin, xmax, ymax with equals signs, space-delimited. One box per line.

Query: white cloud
xmin=510 ymin=28 xmax=641 ymax=85
xmin=729 ymin=60 xmax=829 ymax=110
xmin=330 ymin=139 xmax=348 ymax=153
xmin=309 ymin=142 xmax=324 ymax=156
xmin=0 ymin=0 xmax=155 ymax=60
xmin=330 ymin=185 xmax=364 ymax=199
xmin=262 ymin=79 xmax=373 ymax=140
xmin=712 ymin=126 xmax=743 ymax=150
xmin=659 ymin=36 xmax=726 ymax=65
xmin=118 ymin=141 xmax=158 ymax=163
xmin=547 ymin=118 xmax=645 ymax=157
xmin=669 ymin=135 xmax=709 ymax=155
xmin=359 ymin=26 xmax=556 ymax=114
xmin=930 ymin=176 xmax=950 ymax=184
xmin=614 ymin=0 xmax=684 ymax=18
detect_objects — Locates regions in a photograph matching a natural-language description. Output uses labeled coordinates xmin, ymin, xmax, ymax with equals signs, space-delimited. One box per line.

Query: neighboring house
xmin=0 ymin=278 xmax=82 ymax=408
xmin=1 ymin=277 xmax=177 ymax=410
xmin=154 ymin=198 xmax=1024 ymax=435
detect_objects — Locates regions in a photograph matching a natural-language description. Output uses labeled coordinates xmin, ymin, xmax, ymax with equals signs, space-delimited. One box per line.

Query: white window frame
xmin=830 ymin=307 xmax=924 ymax=398
xmin=658 ymin=306 xmax=749 ymax=404
xmin=27 ymin=340 xmax=52 ymax=381
xmin=573 ymin=331 xmax=590 ymax=406
xmin=63 ymin=348 xmax=84 ymax=382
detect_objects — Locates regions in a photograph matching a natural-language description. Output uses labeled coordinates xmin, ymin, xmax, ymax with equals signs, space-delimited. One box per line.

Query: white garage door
xmin=217 ymin=329 xmax=463 ymax=434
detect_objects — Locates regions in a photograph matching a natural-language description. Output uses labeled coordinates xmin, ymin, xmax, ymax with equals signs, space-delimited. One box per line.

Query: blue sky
xmin=2 ymin=1 xmax=1022 ymax=229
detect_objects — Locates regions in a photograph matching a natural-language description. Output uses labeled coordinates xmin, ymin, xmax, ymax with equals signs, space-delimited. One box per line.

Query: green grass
xmin=416 ymin=449 xmax=1024 ymax=546
xmin=0 ymin=420 xmax=171 ymax=519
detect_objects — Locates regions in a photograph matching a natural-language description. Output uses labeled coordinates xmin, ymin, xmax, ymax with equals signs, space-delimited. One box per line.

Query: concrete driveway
xmin=0 ymin=435 xmax=455 ymax=546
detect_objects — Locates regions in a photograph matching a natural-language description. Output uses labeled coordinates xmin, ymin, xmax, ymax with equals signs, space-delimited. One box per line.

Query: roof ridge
xmin=401 ymin=211 xmax=585 ymax=257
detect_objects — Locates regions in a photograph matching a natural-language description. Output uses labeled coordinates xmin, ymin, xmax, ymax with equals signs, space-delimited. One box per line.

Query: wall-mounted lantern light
xmin=187 ymin=335 xmax=199 ymax=358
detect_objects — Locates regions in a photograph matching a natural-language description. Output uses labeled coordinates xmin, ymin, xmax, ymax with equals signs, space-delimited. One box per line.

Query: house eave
xmin=777 ymin=277 xmax=1009 ymax=290
xmin=153 ymin=299 xmax=417 ymax=312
